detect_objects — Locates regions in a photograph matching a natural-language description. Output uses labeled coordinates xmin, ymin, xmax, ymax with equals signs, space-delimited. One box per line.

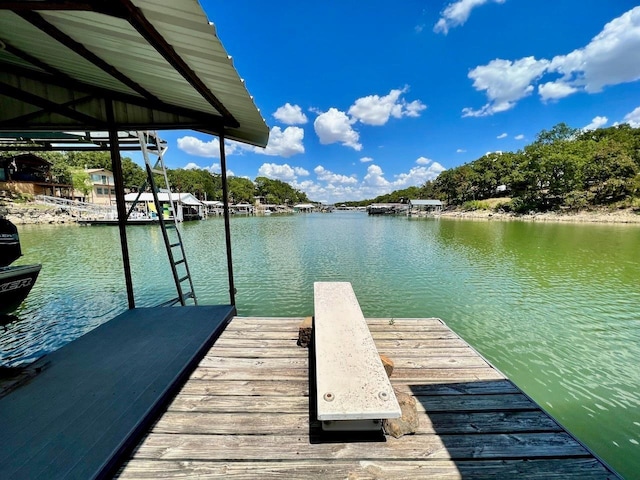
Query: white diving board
xmin=314 ymin=282 xmax=401 ymax=431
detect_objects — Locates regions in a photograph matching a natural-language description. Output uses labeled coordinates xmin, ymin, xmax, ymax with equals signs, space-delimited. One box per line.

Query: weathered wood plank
xmin=210 ymin=338 xmax=299 ymax=349
xmin=224 ymin=318 xmax=304 ymax=331
xmin=386 ymin=356 xmax=489 ymax=369
xmin=118 ymin=458 xmax=615 ymax=479
xmin=370 ymin=331 xmax=460 ymax=340
xmin=166 ymin=392 xmax=534 ymax=415
xmin=132 ymin=432 xmax=589 ymax=461
xmin=206 ymin=347 xmax=307 ymax=359
xmin=373 ymin=338 xmax=470 ymax=349
xmin=188 ymin=367 xmax=308 ymax=381
xmin=367 ymin=324 xmax=455 ymax=332
xmin=413 ymin=393 xmax=537 ymax=412
xmin=179 ymin=380 xmax=309 ymax=397
xmin=375 ymin=347 xmax=479 ymax=358
xmin=216 ymin=330 xmax=299 ymax=340
xmin=367 ymin=318 xmax=444 ymax=325
xmin=167 ymin=394 xmax=308 ymax=413
xmin=395 ymin=379 xmax=519 ymax=396
xmin=199 ymin=356 xmax=308 ymax=369
xmin=149 ymin=410 xmax=562 ymax=435
xmin=387 ymin=367 xmax=504 ymax=382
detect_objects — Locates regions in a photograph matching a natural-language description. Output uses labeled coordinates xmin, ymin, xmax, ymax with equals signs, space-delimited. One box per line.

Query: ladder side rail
xmin=152 ymin=138 xmax=197 ymax=305
xmin=138 ymin=131 xmax=188 ymax=306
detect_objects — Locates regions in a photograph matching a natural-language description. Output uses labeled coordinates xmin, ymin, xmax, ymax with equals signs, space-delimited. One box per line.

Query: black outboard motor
xmin=0 ymin=218 xmax=21 ymax=267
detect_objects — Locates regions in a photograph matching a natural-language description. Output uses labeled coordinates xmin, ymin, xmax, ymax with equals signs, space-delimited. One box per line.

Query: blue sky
xmin=156 ymin=0 xmax=640 ymax=204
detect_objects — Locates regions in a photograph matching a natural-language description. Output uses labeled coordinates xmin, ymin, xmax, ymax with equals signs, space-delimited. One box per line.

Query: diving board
xmin=314 ymin=282 xmax=401 ymax=431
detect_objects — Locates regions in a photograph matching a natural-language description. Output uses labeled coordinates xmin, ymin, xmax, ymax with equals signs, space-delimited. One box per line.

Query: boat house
xmin=124 ymin=191 xmax=204 ymax=221
xmin=409 ymin=198 xmax=443 ymax=215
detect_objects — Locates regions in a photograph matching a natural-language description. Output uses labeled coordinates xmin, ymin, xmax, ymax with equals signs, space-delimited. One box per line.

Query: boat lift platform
xmin=0 ymin=305 xmax=234 ymax=480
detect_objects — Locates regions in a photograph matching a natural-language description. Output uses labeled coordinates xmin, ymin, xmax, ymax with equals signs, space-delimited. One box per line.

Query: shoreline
xmin=439 ymin=207 xmax=640 ymax=224
xmin=2 ymin=200 xmax=640 ymax=225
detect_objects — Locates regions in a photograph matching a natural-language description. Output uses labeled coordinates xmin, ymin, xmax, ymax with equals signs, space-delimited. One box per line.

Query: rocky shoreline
xmin=439 ymin=207 xmax=640 ymax=224
xmin=2 ymin=199 xmax=640 ymax=225
xmin=0 ymin=201 xmax=76 ymax=225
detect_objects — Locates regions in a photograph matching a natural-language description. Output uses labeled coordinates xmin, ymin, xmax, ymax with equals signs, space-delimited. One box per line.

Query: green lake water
xmin=2 ymin=212 xmax=639 ymax=478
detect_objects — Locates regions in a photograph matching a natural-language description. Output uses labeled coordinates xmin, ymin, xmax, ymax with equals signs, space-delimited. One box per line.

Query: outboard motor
xmin=0 ymin=218 xmax=21 ymax=267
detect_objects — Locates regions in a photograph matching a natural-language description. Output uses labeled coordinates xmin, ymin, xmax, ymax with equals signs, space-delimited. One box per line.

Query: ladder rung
xmin=175 ymin=259 xmax=185 ymax=265
xmin=170 ymin=242 xmax=181 ymax=248
xmin=150 ymin=168 xmax=164 ymax=175
xmin=165 ymin=224 xmax=176 ymax=229
xmin=178 ymin=275 xmax=189 ymax=283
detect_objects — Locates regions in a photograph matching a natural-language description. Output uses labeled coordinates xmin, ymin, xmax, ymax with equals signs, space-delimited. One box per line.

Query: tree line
xmin=341 ymin=123 xmax=640 ymax=212
xmin=1 ymin=150 xmax=310 ymax=205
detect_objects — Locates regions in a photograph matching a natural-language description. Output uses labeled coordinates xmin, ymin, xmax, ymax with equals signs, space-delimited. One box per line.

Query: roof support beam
xmin=219 ymin=130 xmax=236 ymax=306
xmin=16 ymin=10 xmax=161 ymax=103
xmin=106 ymin=99 xmax=136 ymax=310
xmin=0 ymin=81 xmax=105 ymax=126
xmin=2 ymin=64 xmax=228 ymax=133
xmin=117 ymin=0 xmax=240 ymax=128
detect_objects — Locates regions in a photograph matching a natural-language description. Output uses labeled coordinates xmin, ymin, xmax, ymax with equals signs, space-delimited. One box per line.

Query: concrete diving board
xmin=314 ymin=282 xmax=401 ymax=431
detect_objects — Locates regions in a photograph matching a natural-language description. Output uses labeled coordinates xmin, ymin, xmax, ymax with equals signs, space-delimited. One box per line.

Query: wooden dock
xmin=118 ymin=317 xmax=620 ymax=479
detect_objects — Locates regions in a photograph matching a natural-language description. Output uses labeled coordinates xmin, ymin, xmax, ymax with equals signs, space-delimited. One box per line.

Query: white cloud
xmin=538 ymin=81 xmax=579 ymax=101
xmin=415 ymin=24 xmax=425 ymax=33
xmin=348 ymin=88 xmax=426 ymax=126
xmin=456 ymin=148 xmax=467 ymax=153
xmin=497 ymin=133 xmax=507 ymax=139
xmin=583 ymin=116 xmax=608 ymax=131
xmin=363 ymin=165 xmax=390 ymax=187
xmin=548 ymin=7 xmax=640 ymax=94
xmin=415 ymin=156 xmax=432 ymax=165
xmin=314 ymin=165 xmax=358 ymax=185
xmin=360 ymin=156 xmax=374 ymax=163
xmin=273 ymin=103 xmax=308 ymax=125
xmin=182 ymin=161 xmax=224 ymax=175
xmin=257 ymin=163 xmax=309 ymax=182
xmin=434 ymin=0 xmax=506 ymax=35
xmin=314 ymin=108 xmax=362 ymax=150
xmin=515 ymin=134 xmax=525 ymax=140
xmin=295 ymin=161 xmax=447 ymax=203
xmin=462 ymin=57 xmax=549 ymax=117
xmin=464 ymin=7 xmax=640 ymax=114
xmin=258 ymin=126 xmax=305 ymax=157
xmin=623 ymin=106 xmax=640 ymax=127
xmin=177 ymin=136 xmax=242 ymax=158
xmin=392 ymin=163 xmax=446 ymax=189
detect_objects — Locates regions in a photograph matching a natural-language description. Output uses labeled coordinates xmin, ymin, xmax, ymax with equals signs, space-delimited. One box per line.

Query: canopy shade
xmin=0 ymin=0 xmax=269 ymax=147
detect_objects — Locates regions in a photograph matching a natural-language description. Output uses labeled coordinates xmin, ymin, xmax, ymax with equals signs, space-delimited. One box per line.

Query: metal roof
xmin=0 ymin=0 xmax=269 ymax=147
xmin=124 ymin=191 xmax=203 ymax=206
xmin=409 ymin=199 xmax=442 ymax=206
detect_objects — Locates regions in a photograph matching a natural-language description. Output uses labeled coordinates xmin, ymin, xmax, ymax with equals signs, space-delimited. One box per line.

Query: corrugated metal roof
xmin=409 ymin=199 xmax=443 ymax=206
xmin=0 ymin=0 xmax=269 ymax=147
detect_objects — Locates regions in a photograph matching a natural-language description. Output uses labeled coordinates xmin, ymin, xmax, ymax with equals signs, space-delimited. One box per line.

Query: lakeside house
xmin=81 ymin=168 xmax=116 ymax=205
xmin=0 ymin=153 xmax=73 ymax=198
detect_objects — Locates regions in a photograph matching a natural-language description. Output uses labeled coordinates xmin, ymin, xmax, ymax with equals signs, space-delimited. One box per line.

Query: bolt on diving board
xmin=314 ymin=282 xmax=401 ymax=431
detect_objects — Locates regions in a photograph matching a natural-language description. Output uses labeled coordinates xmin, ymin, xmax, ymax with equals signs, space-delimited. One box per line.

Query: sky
xmin=154 ymin=0 xmax=640 ymax=204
